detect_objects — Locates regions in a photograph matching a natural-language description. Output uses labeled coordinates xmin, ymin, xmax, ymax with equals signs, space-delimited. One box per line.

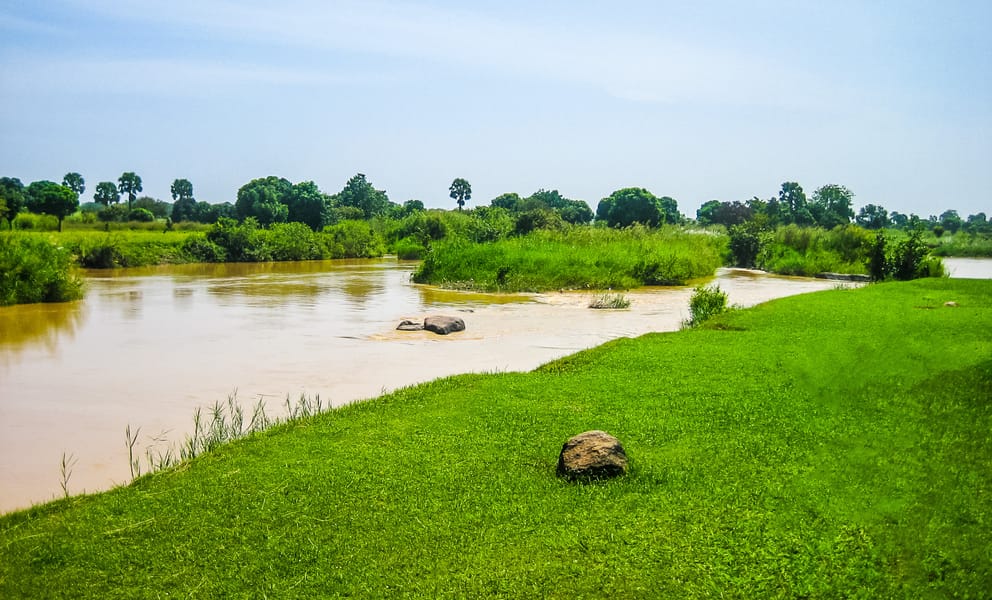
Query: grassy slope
xmin=1 ymin=279 xmax=990 ymax=598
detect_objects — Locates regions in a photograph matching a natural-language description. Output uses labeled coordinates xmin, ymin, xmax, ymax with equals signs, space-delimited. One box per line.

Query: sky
xmin=1 ymin=0 xmax=990 ymax=218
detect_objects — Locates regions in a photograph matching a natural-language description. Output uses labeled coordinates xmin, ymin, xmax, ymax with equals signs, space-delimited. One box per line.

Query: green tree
xmin=118 ymin=172 xmax=143 ymax=210
xmin=0 ymin=177 xmax=25 ymax=230
xmin=491 ymin=192 xmax=522 ymax=212
xmin=335 ymin=173 xmax=390 ymax=219
xmin=286 ymin=181 xmax=331 ymax=230
xmin=596 ymin=188 xmax=667 ymax=228
xmin=939 ymin=210 xmax=963 ymax=234
xmin=696 ymin=200 xmax=721 ymax=226
xmin=449 ymin=178 xmax=472 ymax=211
xmin=236 ymin=176 xmax=292 ymax=226
xmin=93 ymin=181 xmax=120 ymax=207
xmin=62 ymin=172 xmax=85 ymax=197
xmin=170 ymin=178 xmax=196 ymax=222
xmin=402 ymin=199 xmax=425 ymax=216
xmin=810 ymin=184 xmax=855 ymax=228
xmin=779 ymin=181 xmax=813 ymax=226
xmin=26 ymin=180 xmax=79 ymax=232
xmin=856 ymin=204 xmax=889 ymax=229
xmin=132 ymin=196 xmax=170 ymax=219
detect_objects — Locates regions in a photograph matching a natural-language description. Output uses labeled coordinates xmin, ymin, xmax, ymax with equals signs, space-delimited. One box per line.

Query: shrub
xmin=128 ymin=208 xmax=155 ymax=222
xmin=728 ymin=222 xmax=763 ymax=267
xmin=684 ymin=284 xmax=728 ymax=327
xmin=394 ymin=236 xmax=426 ymax=260
xmin=181 ymin=234 xmax=227 ymax=262
xmin=0 ymin=234 xmax=84 ymax=305
xmin=323 ymin=220 xmax=386 ymax=258
xmin=268 ymin=222 xmax=326 ymax=261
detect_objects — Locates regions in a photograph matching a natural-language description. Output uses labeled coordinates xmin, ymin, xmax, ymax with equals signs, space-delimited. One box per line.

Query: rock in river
xmin=396 ymin=320 xmax=424 ymax=331
xmin=423 ymin=316 xmax=466 ymax=335
xmin=556 ymin=430 xmax=628 ymax=480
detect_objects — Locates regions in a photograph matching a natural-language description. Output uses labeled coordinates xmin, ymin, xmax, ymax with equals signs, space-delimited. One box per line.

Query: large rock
xmin=556 ymin=430 xmax=628 ymax=480
xmin=423 ymin=315 xmax=465 ymax=335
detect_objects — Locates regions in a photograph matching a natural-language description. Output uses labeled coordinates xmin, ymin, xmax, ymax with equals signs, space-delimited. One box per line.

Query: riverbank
xmin=2 ymin=278 xmax=989 ymax=597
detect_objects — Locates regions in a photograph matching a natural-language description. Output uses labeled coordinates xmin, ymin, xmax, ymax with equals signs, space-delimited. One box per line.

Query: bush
xmin=268 ymin=222 xmax=327 ymax=261
xmin=684 ymin=284 xmax=729 ymax=327
xmin=0 ymin=234 xmax=84 ymax=305
xmin=206 ymin=218 xmax=271 ymax=262
xmin=394 ymin=236 xmax=426 ymax=260
xmin=324 ymin=220 xmax=386 ymax=258
xmin=128 ymin=208 xmax=155 ymax=222
xmin=181 ymin=234 xmax=227 ymax=262
xmin=728 ymin=222 xmax=763 ymax=267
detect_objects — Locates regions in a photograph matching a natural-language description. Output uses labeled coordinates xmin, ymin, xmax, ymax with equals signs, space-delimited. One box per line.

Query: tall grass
xmin=932 ymin=232 xmax=992 ymax=257
xmin=414 ymin=225 xmax=726 ymax=291
xmin=0 ymin=234 xmax=84 ymax=305
xmin=757 ymin=224 xmax=872 ymax=276
xmin=125 ymin=392 xmax=327 ymax=482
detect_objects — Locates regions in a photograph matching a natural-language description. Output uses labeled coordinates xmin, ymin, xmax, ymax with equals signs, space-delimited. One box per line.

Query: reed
xmin=588 ymin=292 xmax=631 ymax=309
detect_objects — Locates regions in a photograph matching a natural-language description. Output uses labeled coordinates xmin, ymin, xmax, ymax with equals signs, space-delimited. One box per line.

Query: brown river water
xmin=1 ymin=257 xmax=987 ymax=513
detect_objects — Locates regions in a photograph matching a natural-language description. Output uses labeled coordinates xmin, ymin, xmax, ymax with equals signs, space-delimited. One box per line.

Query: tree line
xmin=696 ymin=181 xmax=990 ymax=236
xmin=1 ymin=171 xmax=986 ymax=239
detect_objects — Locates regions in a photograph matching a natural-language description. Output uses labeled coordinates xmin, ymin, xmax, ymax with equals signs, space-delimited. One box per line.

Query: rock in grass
xmin=396 ymin=320 xmax=424 ymax=331
xmin=423 ymin=316 xmax=465 ymax=335
xmin=556 ymin=430 xmax=628 ymax=480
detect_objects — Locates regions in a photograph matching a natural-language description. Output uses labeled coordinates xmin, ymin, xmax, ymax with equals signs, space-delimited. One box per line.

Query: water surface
xmin=10 ymin=258 xmax=976 ymax=513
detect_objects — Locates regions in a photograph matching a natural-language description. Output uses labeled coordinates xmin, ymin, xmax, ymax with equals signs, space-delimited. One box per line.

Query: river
xmin=1 ymin=257 xmax=988 ymax=513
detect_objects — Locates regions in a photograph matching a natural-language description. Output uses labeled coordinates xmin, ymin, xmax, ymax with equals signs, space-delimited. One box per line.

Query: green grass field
xmin=1 ymin=279 xmax=990 ymax=598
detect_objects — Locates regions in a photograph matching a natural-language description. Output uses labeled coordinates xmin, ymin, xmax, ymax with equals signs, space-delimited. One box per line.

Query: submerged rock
xmin=396 ymin=320 xmax=424 ymax=331
xmin=556 ymin=430 xmax=628 ymax=481
xmin=423 ymin=316 xmax=465 ymax=335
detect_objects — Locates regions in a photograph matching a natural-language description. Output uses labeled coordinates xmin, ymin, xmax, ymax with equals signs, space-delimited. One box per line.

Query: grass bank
xmin=2 ymin=278 xmax=990 ymax=597
xmin=414 ymin=225 xmax=726 ymax=291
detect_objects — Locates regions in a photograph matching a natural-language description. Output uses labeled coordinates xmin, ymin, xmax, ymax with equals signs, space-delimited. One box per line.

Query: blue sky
xmin=1 ymin=0 xmax=989 ymax=218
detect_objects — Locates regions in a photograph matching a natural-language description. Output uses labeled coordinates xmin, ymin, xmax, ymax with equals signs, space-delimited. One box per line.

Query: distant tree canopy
xmin=62 ymin=172 xmax=85 ymax=197
xmin=810 ymin=184 xmax=855 ymax=229
xmin=696 ymin=200 xmax=752 ymax=227
xmin=0 ymin=177 xmax=25 ymax=230
xmin=118 ymin=172 xmax=142 ymax=210
xmin=236 ymin=176 xmax=292 ymax=226
xmin=449 ymin=178 xmax=471 ymax=211
xmin=596 ymin=188 xmax=680 ymax=228
xmin=335 ymin=173 xmax=391 ymax=220
xmin=26 ymin=180 xmax=79 ymax=231
xmin=856 ymin=204 xmax=889 ymax=230
xmin=93 ymin=181 xmax=120 ymax=207
xmin=486 ymin=189 xmax=593 ymax=230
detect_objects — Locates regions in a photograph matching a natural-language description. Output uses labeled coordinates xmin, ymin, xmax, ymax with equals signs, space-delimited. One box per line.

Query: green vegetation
xmin=756 ymin=224 xmax=873 ymax=276
xmin=684 ymin=284 xmax=729 ymax=327
xmin=1 ymin=279 xmax=989 ymax=597
xmin=414 ymin=225 xmax=726 ymax=291
xmin=0 ymin=234 xmax=83 ymax=305
xmin=588 ymin=292 xmax=631 ymax=309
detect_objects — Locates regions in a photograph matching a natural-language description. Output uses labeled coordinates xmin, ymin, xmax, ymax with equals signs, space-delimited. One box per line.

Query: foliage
xmin=684 ymin=283 xmax=729 ymax=327
xmin=205 ymin=217 xmax=272 ymax=262
xmin=285 ymin=181 xmax=331 ymax=231
xmin=697 ymin=200 xmax=752 ymax=227
xmin=727 ymin=221 xmax=764 ymax=267
xmin=0 ymin=234 xmax=84 ymax=305
xmin=891 ymin=225 xmax=944 ymax=280
xmin=856 ymin=204 xmax=889 ymax=229
xmin=117 ymin=172 xmax=142 ymax=209
xmin=596 ymin=187 xmax=680 ymax=228
xmin=267 ymin=222 xmax=327 ymax=261
xmin=25 ymin=180 xmax=79 ymax=232
xmin=2 ymin=279 xmax=990 ymax=597
xmin=235 ymin=176 xmax=291 ymax=226
xmin=757 ymin=225 xmax=873 ymax=276
xmin=128 ymin=208 xmax=155 ymax=222
xmin=414 ymin=225 xmax=725 ymax=291
xmin=324 ymin=220 xmax=386 ymax=258
xmin=449 ymin=177 xmax=472 ymax=210
xmin=0 ymin=176 xmax=25 ymax=230
xmin=61 ymin=172 xmax=85 ymax=197
xmin=931 ymin=232 xmax=992 ymax=257
xmin=93 ymin=181 xmax=120 ymax=207
xmin=778 ymin=181 xmax=813 ymax=226
xmin=810 ymin=184 xmax=854 ymax=229
xmin=97 ymin=204 xmax=130 ymax=223
xmin=334 ymin=173 xmax=391 ymax=219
